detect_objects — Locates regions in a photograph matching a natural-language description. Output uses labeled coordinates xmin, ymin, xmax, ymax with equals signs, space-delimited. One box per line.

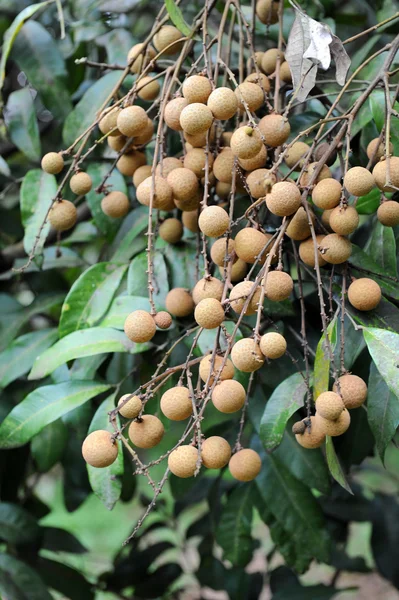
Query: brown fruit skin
xmin=286 ymin=207 xmax=312 ymax=241
xmin=136 ymin=175 xmax=174 ymax=210
xmin=129 ymin=415 xmax=164 ymax=448
xmin=202 ymin=437 xmax=231 ymax=469
xmin=211 ymin=238 xmax=235 ymax=266
xmin=266 ymin=181 xmax=301 ymax=217
xmin=284 ymin=142 xmax=310 ymax=170
xmin=168 ymin=445 xmax=198 ymax=478
xmin=127 ymin=43 xmax=156 ymax=73
xmin=133 ymin=165 xmax=152 ymax=187
xmin=192 ymin=277 xmax=224 ymax=306
xmin=164 ymin=97 xmax=189 ymax=131
xmin=245 ymin=72 xmax=270 ymax=92
xmin=167 ymin=163 xmax=200 ymax=198
xmin=101 ymin=191 xmax=130 ymax=218
xmin=41 ymin=152 xmax=64 ymax=174
xmin=154 ymin=311 xmax=172 ymax=329
xmin=235 ymin=228 xmax=274 ymax=264
xmin=231 ymin=338 xmax=265 ymax=373
xmin=222 ymin=258 xmax=248 ymax=282
xmin=229 ymin=449 xmax=262 ymax=482
xmin=155 ymin=157 xmax=182 ymax=178
xmin=82 ymin=430 xmax=118 ymax=468
xmin=333 ymin=374 xmax=368 ymax=409
xmin=212 ymin=379 xmax=246 ymax=413
xmin=258 ymin=114 xmax=290 ymax=147
xmin=319 ymin=234 xmax=352 ymax=265
xmin=347 ymin=278 xmax=381 ymax=311
xmin=183 ymin=75 xmax=212 ymax=104
xmin=70 ymin=172 xmax=92 ymax=195
xmin=159 ymin=218 xmax=183 ymax=244
xmin=99 ymin=106 xmax=120 ymax=136
xmin=137 ymin=76 xmax=160 ymax=101
xmin=184 ymin=124 xmax=217 ymax=148
xmin=154 ymin=25 xmax=184 ymax=55
xmin=165 ymin=288 xmax=194 ymax=317
xmin=230 ymin=280 xmax=261 ymax=316
xmin=239 ymin=145 xmax=268 ymax=171
xmin=321 ymin=209 xmax=333 ymax=231
xmin=180 ymin=103 xmax=213 ymax=135
xmin=261 ymin=48 xmax=284 ymax=74
xmin=377 ymin=201 xmax=399 ymax=227
xmin=116 ymin=151 xmax=146 ymax=177
xmin=199 ymin=354 xmax=235 ymax=384
xmin=118 ymin=394 xmax=142 ymax=419
xmin=135 ymin=118 xmax=154 ymax=145
xmin=329 ymin=205 xmax=359 ymax=236
xmin=259 ymin=332 xmax=286 ymax=359
xmin=231 ymin=126 xmax=263 ymax=160
xmin=182 ymin=209 xmax=199 ymax=232
xmin=124 ymin=310 xmax=156 ymax=343
xmin=315 ymin=409 xmax=351 ymax=437
xmin=214 ymin=149 xmax=236 ymax=183
xmin=299 ymin=235 xmax=327 ymax=268
xmin=108 ymin=134 xmax=131 ymax=152
xmin=295 ymin=416 xmax=325 ymax=449
xmin=194 ymin=298 xmax=225 ymax=329
xmin=174 ymin=190 xmax=202 ymax=212
xmin=235 ymin=82 xmax=264 ymax=112
xmin=264 ymin=271 xmax=293 ymax=301
xmin=199 ymin=205 xmax=230 ymax=238
xmin=184 ymin=149 xmax=214 ymax=178
xmin=300 ymin=162 xmax=331 ymax=187
xmin=367 ymin=138 xmax=394 ymax=162
xmin=117 ymin=106 xmax=148 ymax=137
xmin=160 ymin=386 xmax=192 ymax=421
xmin=372 ymin=157 xmax=399 ymax=192
xmin=313 ymin=142 xmax=337 ymax=167
xmin=315 ymin=391 xmax=345 ymax=421
xmin=246 ymin=168 xmax=276 ymax=199
xmin=279 ymin=61 xmax=292 ymax=83
xmin=207 ymin=87 xmax=238 ymax=120
xmin=311 ymin=178 xmax=342 ymax=210
xmin=292 ymin=421 xmax=306 ymax=435
xmin=256 ymin=0 xmax=279 ymax=24
xmin=344 ymin=166 xmax=375 ymax=197
xmin=48 ymin=200 xmax=77 ymax=232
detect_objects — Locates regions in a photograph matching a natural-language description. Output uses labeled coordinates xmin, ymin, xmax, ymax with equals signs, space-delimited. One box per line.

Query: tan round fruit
xmin=221 ymin=131 xmax=233 ymax=146
xmin=164 ymin=97 xmax=189 ymax=131
xmin=182 ymin=209 xmax=199 ymax=232
xmin=41 ymin=152 xmax=64 ymax=174
xmin=127 ymin=43 xmax=156 ymax=73
xmin=245 ymin=72 xmax=270 ymax=93
xmin=165 ymin=288 xmax=194 ymax=317
xmin=184 ymin=124 xmax=216 ymax=148
xmin=229 ymin=449 xmax=261 ymax=482
xmin=315 ymin=391 xmax=345 ymax=421
xmin=311 ymin=178 xmax=342 ymax=210
xmin=180 ymin=103 xmax=213 ymax=135
xmin=279 ymin=61 xmax=292 ymax=83
xmin=108 ymin=134 xmax=130 ymax=152
xmin=258 ymin=114 xmax=290 ymax=147
xmin=155 ymin=157 xmax=182 ymax=178
xmin=261 ymin=48 xmax=284 ymax=74
xmin=329 ymin=205 xmax=359 ymax=235
xmin=70 ymin=171 xmax=92 ymax=195
xmin=129 ymin=414 xmax=164 ymax=448
xmin=154 ymin=25 xmax=184 ymax=55
xmin=266 ymin=181 xmax=301 ymax=217
xmin=214 ymin=148 xmax=236 ymax=183
xmin=321 ymin=209 xmax=333 ymax=230
xmin=216 ymin=181 xmax=231 ymax=199
xmin=48 ymin=200 xmax=77 ymax=232
xmin=82 ymin=430 xmax=118 ymax=468
xmin=183 ymin=75 xmax=212 ymax=104
xmin=259 ymin=332 xmax=286 ymax=359
xmin=377 ymin=201 xmax=399 ymax=226
xmin=212 ymin=379 xmax=246 ymax=413
xmin=300 ymin=162 xmax=331 ymax=187
xmin=313 ymin=142 xmax=337 ymax=167
xmin=286 ymin=207 xmax=312 ymax=240
xmin=160 ymin=386 xmax=192 ymax=421
xmin=372 ymin=157 xmax=399 ymax=192
xmin=133 ymin=165 xmax=152 ymax=187
xmin=116 ymin=150 xmax=146 ymax=177
xmin=101 ymin=191 xmax=130 ymax=218
xmin=235 ymin=227 xmax=274 ymax=264
xmin=201 ymin=436 xmax=231 ymax=469
xmin=239 ymin=145 xmax=268 ymax=170
xmin=295 ymin=416 xmax=325 ymax=449
xmin=264 ymin=270 xmax=293 ymax=301
xmin=135 ymin=119 xmax=155 ymax=146
xmin=207 ymin=87 xmax=237 ymax=121
xmin=199 ymin=354 xmax=235 ymax=383
xmin=333 ymin=374 xmax=368 ymax=409
xmin=246 ymin=168 xmax=275 ymax=199
xmin=194 ymin=298 xmax=225 ymax=329
xmin=235 ymin=82 xmax=264 ymax=112
xmin=347 ymin=278 xmax=381 ymax=311
xmin=117 ymin=106 xmax=148 ymax=137
xmin=199 ymin=205 xmax=229 ymax=237
xmin=137 ymin=76 xmax=160 ymax=101
xmin=210 ymin=238 xmax=235 ymax=266
xmin=319 ymin=234 xmax=352 ymax=264
xmin=136 ymin=175 xmax=174 ymax=210
xmin=154 ymin=311 xmax=172 ymax=329
xmin=192 ymin=276 xmax=224 ymax=304
xmin=99 ymin=106 xmax=120 ymax=135
xmin=367 ymin=138 xmax=393 ymax=162
xmin=118 ymin=394 xmax=142 ymax=419
xmin=298 ymin=235 xmax=327 ymax=267
xmin=229 ymin=280 xmax=260 ymax=316
xmin=159 ymin=218 xmax=183 ymax=244
xmin=285 ymin=142 xmax=310 ymax=170
xmin=183 ymin=148 xmax=214 ymax=178
xmin=124 ymin=310 xmax=156 ymax=343
xmin=168 ymin=445 xmax=198 ymax=478
xmin=315 ymin=409 xmax=351 ymax=437
xmin=256 ymin=0 xmax=279 ymax=24
xmin=230 ymin=126 xmax=263 ymax=159
xmin=231 ymin=338 xmax=265 ymax=372
xmin=344 ymin=166 xmax=375 ymax=197
xmin=225 ymin=258 xmax=248 ymax=282
xmin=252 ymin=51 xmax=265 ymax=70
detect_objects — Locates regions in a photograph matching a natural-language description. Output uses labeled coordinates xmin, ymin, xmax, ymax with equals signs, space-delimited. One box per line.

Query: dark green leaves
xmin=216 ymin=484 xmax=255 ymax=567
xmin=4 ymin=88 xmax=40 ymax=161
xmin=363 ymin=328 xmax=399 ymax=398
xmin=0 ymin=553 xmax=52 ymax=600
xmin=0 ymin=503 xmax=39 ymax=544
xmin=356 ymin=188 xmax=381 ymax=215
xmin=367 ymin=361 xmax=399 ymax=462
xmin=31 ymin=419 xmax=68 ymax=472
xmin=314 ymin=318 xmax=337 ymax=399
xmin=367 ymin=221 xmax=398 ymax=277
xmin=99 ymin=295 xmax=150 ymax=328
xmin=325 ymin=436 xmax=353 ymax=495
xmin=128 ymin=252 xmax=169 ymax=310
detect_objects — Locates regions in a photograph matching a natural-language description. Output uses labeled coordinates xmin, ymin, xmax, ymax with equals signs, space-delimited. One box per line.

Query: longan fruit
xmin=256 ymin=0 xmax=279 ymax=24
xmin=212 ymin=379 xmax=246 ymax=413
xmin=264 ymin=270 xmax=293 ymax=301
xmin=285 ymin=142 xmax=310 ymax=170
xmin=377 ymin=201 xmax=399 ymax=226
xmin=235 ymin=82 xmax=264 ymax=112
xmin=231 ymin=126 xmax=263 ymax=159
xmin=199 ymin=354 xmax=235 ymax=384
xmin=165 ymin=288 xmax=194 ymax=317
xmin=344 ymin=166 xmax=375 ymax=197
xmin=333 ymin=374 xmax=368 ymax=409
xmin=319 ymin=233 xmax=352 ymax=264
xmin=321 ymin=209 xmax=333 ymax=230
xmin=223 ymin=258 xmax=248 ymax=282
xmin=210 ymin=238 xmax=235 ymax=266
xmin=367 ymin=138 xmax=393 ymax=162
xmin=135 ymin=119 xmax=154 ymax=146
xmin=133 ymin=165 xmax=153 ymax=187
xmin=229 ymin=280 xmax=260 ymax=316
xmin=154 ymin=311 xmax=172 ymax=329
xmin=315 ymin=409 xmax=351 ymax=437
xmin=372 ymin=157 xmax=399 ymax=192
xmin=117 ymin=105 xmax=148 ymax=137
xmin=259 ymin=332 xmax=286 ymax=359
xmin=129 ymin=414 xmax=164 ymax=448
xmin=127 ymin=43 xmax=156 ymax=73
xmin=266 ymin=181 xmax=301 ymax=217
xmin=137 ymin=76 xmax=160 ymax=101
xmin=168 ymin=445 xmax=198 ymax=478
xmin=244 ymin=72 xmax=271 ymax=93
xmin=118 ymin=394 xmax=142 ymax=419
xmin=258 ymin=114 xmax=290 ymax=147
xmin=279 ymin=61 xmax=292 ymax=83
xmin=101 ymin=191 xmax=130 ymax=218
xmin=183 ymin=75 xmax=212 ymax=104
xmin=252 ymin=51 xmax=265 ymax=70
xmin=235 ymin=227 xmax=274 ymax=264
xmin=299 ymin=162 xmax=331 ymax=187
xmin=298 ymin=235 xmax=327 ymax=268
xmin=347 ymin=278 xmax=381 ymax=311
xmin=184 ymin=124 xmax=217 ymax=148
xmin=216 ymin=181 xmax=232 ymax=199
xmin=184 ymin=148 xmax=214 ymax=178
xmin=182 ymin=209 xmax=199 ymax=232
xmin=108 ymin=134 xmax=131 ymax=152
xmin=192 ymin=276 xmax=224 ymax=304
xmin=41 ymin=152 xmax=64 ymax=174
xmin=154 ymin=25 xmax=184 ymax=55
xmin=159 ymin=218 xmax=183 ymax=244
xmin=48 ymin=199 xmax=77 ymax=231
xmin=239 ymin=145 xmax=268 ymax=171
xmin=194 ymin=298 xmax=225 ymax=329
xmin=313 ymin=142 xmax=337 ymax=167
xmin=136 ymin=175 xmax=174 ymax=210
xmin=214 ymin=148 xmax=236 ymax=183
xmin=329 ymin=205 xmax=359 ymax=235
xmin=155 ymin=157 xmax=182 ymax=178
xmin=82 ymin=430 xmax=118 ymax=468
xmin=201 ymin=436 xmax=231 ymax=469
xmin=164 ymin=97 xmax=189 ymax=131
xmin=261 ymin=48 xmax=284 ymax=74
xmin=116 ymin=150 xmax=146 ymax=177
xmin=295 ymin=416 xmax=325 ymax=449
xmin=286 ymin=207 xmax=312 ymax=241
xmin=180 ymin=103 xmax=213 ymax=135
xmin=160 ymin=386 xmax=192 ymax=421
xmin=246 ymin=168 xmax=275 ymax=199
xmin=229 ymin=448 xmax=261 ymax=482
xmin=311 ymin=178 xmax=342 ymax=210
xmin=315 ymin=391 xmax=345 ymax=421
xmin=199 ymin=205 xmax=230 ymax=237
xmin=69 ymin=171 xmax=92 ymax=196
xmin=124 ymin=310 xmax=156 ymax=343
xmin=99 ymin=106 xmax=120 ymax=136
xmin=231 ymin=338 xmax=265 ymax=372
xmin=173 ymin=186 xmax=201 ymax=211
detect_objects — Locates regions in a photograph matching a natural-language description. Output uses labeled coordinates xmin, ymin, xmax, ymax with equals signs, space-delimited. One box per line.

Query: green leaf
xmin=99 ymin=295 xmax=150 ymax=329
xmin=87 ymin=395 xmax=123 ymax=510
xmin=128 ymin=252 xmax=169 ymax=310
xmin=0 ymin=328 xmax=58 ymax=389
xmin=349 ymin=246 xmax=399 ymax=301
xmin=260 ymin=373 xmax=308 ymax=451
xmin=85 ymin=163 xmax=127 ymax=241
xmin=36 ymin=557 xmax=95 ymax=600
xmin=325 ymin=436 xmax=353 ymax=494
xmin=363 ymin=328 xmax=399 ymax=398
xmin=4 ymin=88 xmax=41 ymax=161
xmin=31 ymin=419 xmax=68 ymax=472
xmin=0 ymin=503 xmax=39 ymax=544
xmin=0 ymin=380 xmax=110 ymax=449
xmin=165 ymin=0 xmax=192 ymax=36
xmin=159 ymin=238 xmax=201 ymax=289
xmin=356 ymin=188 xmax=381 ymax=215
xmin=216 ymin=484 xmax=255 ymax=567
xmin=367 ymin=362 xmax=399 ymax=463
xmin=97 ymin=28 xmax=134 ymax=64
xmin=369 ymin=91 xmax=399 ymax=154
xmin=59 ymin=262 xmax=127 ymax=338
xmin=0 ymin=553 xmax=52 ymax=600
xmin=313 ymin=317 xmax=337 ymax=400
xmin=350 ymin=102 xmax=373 ymax=138
xmin=347 ymin=295 xmax=399 ymax=332
xmin=110 ymin=206 xmax=149 ymax=263
xmin=365 ymin=220 xmax=397 ymax=277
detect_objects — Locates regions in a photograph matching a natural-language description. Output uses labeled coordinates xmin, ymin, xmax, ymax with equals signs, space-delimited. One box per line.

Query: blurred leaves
xmin=367 ymin=361 xmax=399 ymax=462
xmin=4 ymin=88 xmax=41 ymax=161
xmin=364 ymin=328 xmax=399 ymax=398
xmin=0 ymin=553 xmax=52 ymax=600
xmin=216 ymin=484 xmax=255 ymax=567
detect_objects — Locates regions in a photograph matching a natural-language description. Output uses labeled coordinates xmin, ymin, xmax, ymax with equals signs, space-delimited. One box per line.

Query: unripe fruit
xmin=261 ymin=48 xmax=284 ymax=74
xmin=164 ymin=97 xmax=189 ymax=131
xmin=129 ymin=414 xmax=164 ymax=448
xmin=258 ymin=114 xmax=290 ymax=147
xmin=41 ymin=152 xmax=64 ymax=174
xmin=180 ymin=103 xmax=213 ymax=135
xmin=231 ymin=126 xmax=263 ymax=159
xmin=344 ymin=166 xmax=375 ymax=197
xmin=82 ymin=430 xmax=118 ymax=468
xmin=136 ymin=175 xmax=174 ymax=210
xmin=168 ymin=445 xmax=198 ymax=478
xmin=160 ymin=386 xmax=192 ymax=420
xmin=154 ymin=311 xmax=172 ymax=329
xmin=229 ymin=449 xmax=261 ymax=482
xmin=201 ymin=436 xmax=231 ymax=469
xmin=231 ymin=338 xmax=265 ymax=372
xmin=214 ymin=148 xmax=236 ymax=183
xmin=192 ymin=276 xmax=224 ymax=304
xmin=133 ymin=165 xmax=153 ymax=187
xmin=127 ymin=43 xmax=156 ymax=73
xmin=118 ymin=394 xmax=142 ymax=419
xmin=299 ymin=235 xmax=327 ymax=267
xmin=299 ymin=162 xmax=331 ymax=187
xmin=311 ymin=178 xmax=342 ymax=210
xmin=286 ymin=206 xmax=312 ymax=241
xmin=183 ymin=149 xmax=214 ymax=178
xmin=155 ymin=157 xmax=182 ymax=178
xmin=367 ymin=138 xmax=393 ymax=162
xmin=329 ymin=205 xmax=359 ymax=235
xmin=159 ymin=218 xmax=183 ymax=244
xmin=69 ymin=172 xmax=92 ymax=196
xmin=285 ymin=142 xmax=310 ymax=170
xmin=333 ymin=374 xmax=368 ymax=409
xmin=279 ymin=61 xmax=292 ymax=83
xmin=229 ymin=280 xmax=260 ymax=316
xmin=377 ymin=201 xmax=399 ymax=226
xmin=207 ymin=87 xmax=238 ymax=120
xmin=372 ymin=157 xmax=399 ymax=192
xmin=266 ymin=181 xmax=301 ymax=216
xmin=137 ymin=76 xmax=160 ymax=101
xmin=245 ymin=72 xmax=270 ymax=92
xmin=235 ymin=227 xmax=274 ymax=264
xmin=313 ymin=142 xmax=337 ymax=167
xmin=194 ymin=298 xmax=225 ymax=329
xmin=347 ymin=278 xmax=381 ymax=311
xmin=182 ymin=209 xmax=199 ymax=232
xmin=212 ymin=379 xmax=246 ymax=413
xmin=117 ymin=106 xmax=148 ymax=137
xmin=264 ymin=270 xmax=293 ymax=301
xmin=48 ymin=199 xmax=77 ymax=231
xmin=199 ymin=354 xmax=235 ymax=383
xmin=183 ymin=75 xmax=212 ymax=104
xmin=246 ymin=168 xmax=276 ymax=198
xmin=199 ymin=205 xmax=229 ymax=237
xmin=224 ymin=258 xmax=248 ymax=282
xmin=259 ymin=332 xmax=286 ymax=359
xmin=101 ymin=191 xmax=130 ymax=218
xmin=124 ymin=310 xmax=156 ymax=343
xmin=239 ymin=145 xmax=268 ymax=171
xmin=256 ymin=0 xmax=279 ymax=23
xmin=116 ymin=150 xmax=146 ymax=177
xmin=154 ymin=25 xmax=184 ymax=55
xmin=315 ymin=391 xmax=345 ymax=421
xmin=210 ymin=238 xmax=235 ymax=266
xmin=99 ymin=106 xmax=120 ymax=135
xmin=235 ymin=82 xmax=264 ymax=112
xmin=165 ymin=288 xmax=194 ymax=317
xmin=319 ymin=234 xmax=352 ymax=264
xmin=295 ymin=416 xmax=325 ymax=449
xmin=315 ymin=409 xmax=351 ymax=437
